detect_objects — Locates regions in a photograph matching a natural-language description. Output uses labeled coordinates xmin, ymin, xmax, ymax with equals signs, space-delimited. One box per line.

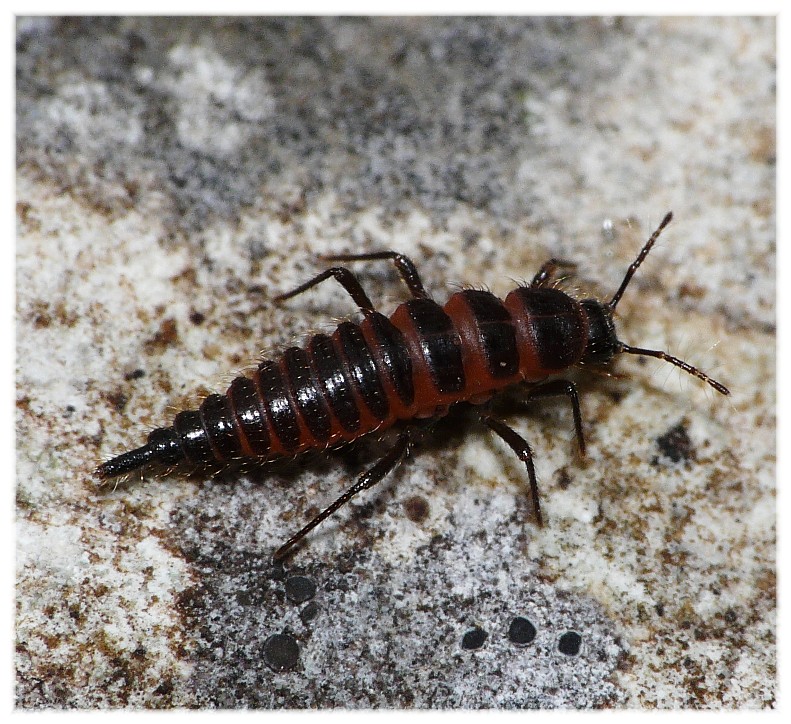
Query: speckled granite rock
xmin=16 ymin=17 xmax=774 ymax=708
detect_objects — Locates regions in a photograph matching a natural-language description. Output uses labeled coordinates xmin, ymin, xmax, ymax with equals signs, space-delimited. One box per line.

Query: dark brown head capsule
xmin=579 ymin=299 xmax=620 ymax=365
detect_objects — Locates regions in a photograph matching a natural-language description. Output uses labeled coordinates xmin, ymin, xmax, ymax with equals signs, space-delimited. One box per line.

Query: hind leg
xmin=273 ymin=430 xmax=412 ymax=561
xmin=275 ymin=266 xmax=377 ymax=313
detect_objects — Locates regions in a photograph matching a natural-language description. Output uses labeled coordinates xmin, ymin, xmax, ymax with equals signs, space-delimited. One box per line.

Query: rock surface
xmin=16 ymin=17 xmax=774 ymax=708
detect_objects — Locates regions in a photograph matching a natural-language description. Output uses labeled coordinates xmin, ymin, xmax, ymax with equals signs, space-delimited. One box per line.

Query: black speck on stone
xmin=285 ymin=575 xmax=317 ymax=603
xmin=300 ymin=601 xmax=319 ymax=624
xmin=403 ymin=495 xmax=430 ymax=523
xmin=263 ymin=633 xmax=300 ymax=672
xmin=461 ymin=626 xmax=487 ymax=650
xmin=190 ymin=310 xmax=206 ymax=325
xmin=508 ymin=616 xmax=537 ymax=646
xmin=269 ymin=559 xmax=288 ymax=581
xmin=558 ymin=631 xmax=582 ymax=656
xmin=655 ymin=422 xmax=695 ymax=463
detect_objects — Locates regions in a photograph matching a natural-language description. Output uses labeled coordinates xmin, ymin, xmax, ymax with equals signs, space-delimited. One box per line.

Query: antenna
xmin=610 ymin=212 xmax=730 ymax=396
xmin=618 ymin=343 xmax=729 ymax=395
xmin=609 ymin=211 xmax=673 ymax=310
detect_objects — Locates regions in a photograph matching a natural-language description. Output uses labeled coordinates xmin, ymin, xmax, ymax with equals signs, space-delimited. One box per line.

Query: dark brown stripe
xmin=229 ymin=376 xmax=271 ymax=455
xmin=308 ymin=333 xmax=361 ymax=433
xmin=337 ymin=322 xmax=389 ymax=421
xmin=368 ymin=312 xmax=414 ymax=406
xmin=511 ymin=287 xmax=587 ymax=370
xmin=199 ymin=393 xmax=242 ymax=461
xmin=145 ymin=427 xmax=184 ymax=465
xmin=257 ymin=360 xmax=301 ymax=452
xmin=284 ymin=347 xmax=332 ymax=443
xmin=405 ymin=298 xmax=465 ymax=393
xmin=173 ymin=409 xmax=215 ymax=464
xmin=460 ymin=290 xmax=518 ymax=378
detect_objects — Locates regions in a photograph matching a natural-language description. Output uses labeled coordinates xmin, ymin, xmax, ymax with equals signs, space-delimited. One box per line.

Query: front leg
xmin=530 ymin=259 xmax=577 ymax=288
xmin=521 ymin=379 xmax=586 ymax=455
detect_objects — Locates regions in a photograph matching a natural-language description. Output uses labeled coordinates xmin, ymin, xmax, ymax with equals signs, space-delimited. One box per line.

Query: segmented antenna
xmin=609 ymin=211 xmax=674 ymax=310
xmin=610 ymin=212 xmax=729 ymax=396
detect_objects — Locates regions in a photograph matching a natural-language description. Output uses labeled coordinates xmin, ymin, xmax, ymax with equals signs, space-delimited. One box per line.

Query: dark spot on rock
xmin=300 ymin=601 xmax=319 ymax=624
xmin=235 ymin=581 xmax=269 ymax=607
xmin=105 ymin=389 xmax=129 ymax=413
xmin=461 ymin=227 xmax=481 ymax=246
xmin=263 ymin=633 xmax=299 ymax=673
xmin=508 ymin=616 xmax=537 ymax=646
xmin=558 ymin=631 xmax=582 ymax=656
xmin=285 ymin=575 xmax=316 ymax=603
xmin=461 ymin=626 xmax=487 ymax=650
xmin=269 ymin=559 xmax=288 ymax=582
xmin=655 ymin=422 xmax=695 ymax=463
xmin=153 ymin=680 xmax=173 ymax=696
xmin=17 ymin=200 xmax=34 ymax=226
xmin=190 ymin=310 xmax=206 ymax=325
xmin=248 ymin=237 xmax=269 ymax=260
xmin=554 ymin=468 xmax=571 ymax=490
xmin=124 ymin=368 xmax=145 ymax=381
xmin=145 ymin=318 xmax=178 ymax=351
xmin=403 ymin=495 xmax=429 ymax=523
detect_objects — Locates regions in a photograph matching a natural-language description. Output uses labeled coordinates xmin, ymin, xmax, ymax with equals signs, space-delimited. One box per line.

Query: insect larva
xmin=96 ymin=212 xmax=729 ymax=560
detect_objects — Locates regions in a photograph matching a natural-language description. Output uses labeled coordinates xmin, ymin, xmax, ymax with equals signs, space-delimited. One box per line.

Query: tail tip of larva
xmin=93 ymin=444 xmax=155 ymax=482
xmin=93 ymin=459 xmax=125 ymax=484
xmin=94 ymin=429 xmax=184 ymax=483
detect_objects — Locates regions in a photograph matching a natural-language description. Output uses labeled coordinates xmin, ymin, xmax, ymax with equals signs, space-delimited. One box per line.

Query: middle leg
xmin=520 ymin=379 xmax=586 ymax=455
xmin=321 ymin=250 xmax=431 ymax=299
xmin=480 ymin=413 xmax=543 ymax=527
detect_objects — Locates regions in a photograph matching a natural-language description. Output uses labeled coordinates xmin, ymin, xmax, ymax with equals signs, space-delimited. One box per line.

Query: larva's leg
xmin=521 ymin=379 xmax=585 ymax=455
xmin=321 ymin=250 xmax=431 ymax=300
xmin=275 ymin=266 xmax=376 ymax=313
xmin=272 ymin=430 xmax=412 ymax=562
xmin=530 ymin=259 xmax=577 ymax=288
xmin=479 ymin=414 xmax=543 ymax=527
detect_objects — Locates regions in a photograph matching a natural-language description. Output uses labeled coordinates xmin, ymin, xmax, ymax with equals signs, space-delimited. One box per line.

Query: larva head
xmin=578 ymin=298 xmax=620 ymax=365
xmin=580 ymin=212 xmax=729 ymax=396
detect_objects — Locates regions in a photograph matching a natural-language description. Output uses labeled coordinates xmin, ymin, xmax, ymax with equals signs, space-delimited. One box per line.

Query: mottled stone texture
xmin=17 ymin=17 xmax=774 ymax=708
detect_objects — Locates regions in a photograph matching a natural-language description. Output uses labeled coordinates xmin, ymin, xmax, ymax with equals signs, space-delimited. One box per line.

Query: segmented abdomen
xmin=169 ymin=311 xmax=405 ymax=464
xmin=133 ymin=287 xmax=589 ymax=469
